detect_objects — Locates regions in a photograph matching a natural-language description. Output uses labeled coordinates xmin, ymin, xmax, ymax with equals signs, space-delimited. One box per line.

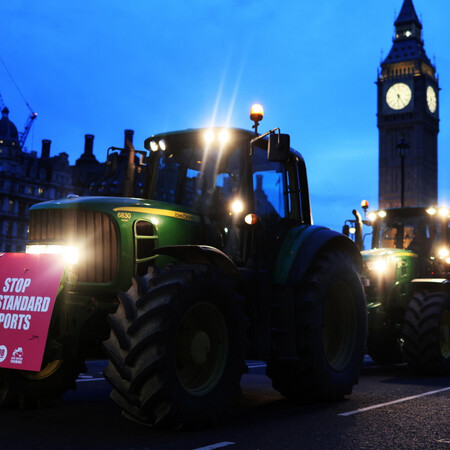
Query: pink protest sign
xmin=0 ymin=253 xmax=65 ymax=371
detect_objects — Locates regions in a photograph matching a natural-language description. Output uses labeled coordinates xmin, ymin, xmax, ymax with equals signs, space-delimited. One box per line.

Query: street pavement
xmin=0 ymin=357 xmax=449 ymax=449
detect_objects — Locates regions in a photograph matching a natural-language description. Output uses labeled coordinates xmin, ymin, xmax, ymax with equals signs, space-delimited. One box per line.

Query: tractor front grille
xmin=28 ymin=209 xmax=119 ymax=283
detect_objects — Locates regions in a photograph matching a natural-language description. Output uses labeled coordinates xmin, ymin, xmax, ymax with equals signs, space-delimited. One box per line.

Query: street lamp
xmin=397 ymin=138 xmax=409 ymax=208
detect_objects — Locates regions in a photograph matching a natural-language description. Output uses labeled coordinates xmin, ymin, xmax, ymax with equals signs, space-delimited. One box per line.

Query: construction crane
xmin=0 ymin=55 xmax=37 ymax=148
xmin=19 ymin=111 xmax=38 ymax=148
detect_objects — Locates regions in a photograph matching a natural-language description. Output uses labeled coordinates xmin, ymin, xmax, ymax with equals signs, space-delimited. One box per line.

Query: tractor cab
xmin=368 ymin=206 xmax=450 ymax=277
xmin=141 ymin=123 xmax=312 ymax=268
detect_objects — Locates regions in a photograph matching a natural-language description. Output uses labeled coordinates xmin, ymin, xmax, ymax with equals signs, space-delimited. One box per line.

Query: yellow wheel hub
xmin=23 ymin=360 xmax=63 ymax=380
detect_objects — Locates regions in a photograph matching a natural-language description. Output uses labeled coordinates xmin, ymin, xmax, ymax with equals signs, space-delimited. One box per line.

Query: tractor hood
xmin=30 ymin=196 xmax=200 ymax=223
xmin=361 ymin=248 xmax=417 ymax=261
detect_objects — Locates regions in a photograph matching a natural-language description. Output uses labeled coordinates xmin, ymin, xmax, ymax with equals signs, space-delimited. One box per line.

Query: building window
xmin=8 ymin=200 xmax=14 ymax=212
xmin=18 ymin=202 xmax=26 ymax=216
xmin=17 ymin=223 xmax=25 ymax=238
xmin=6 ymin=222 xmax=13 ymax=236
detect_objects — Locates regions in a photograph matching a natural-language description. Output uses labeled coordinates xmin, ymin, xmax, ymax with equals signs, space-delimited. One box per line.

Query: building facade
xmin=377 ymin=0 xmax=439 ymax=208
xmin=0 ymin=107 xmax=76 ymax=252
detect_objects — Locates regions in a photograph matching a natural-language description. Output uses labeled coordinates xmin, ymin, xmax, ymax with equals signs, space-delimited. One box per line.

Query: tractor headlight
xmin=438 ymin=247 xmax=450 ymax=260
xmin=26 ymin=244 xmax=79 ymax=265
xmin=367 ymin=259 xmax=388 ymax=273
xmin=149 ymin=139 xmax=167 ymax=152
xmin=230 ymin=198 xmax=244 ymax=214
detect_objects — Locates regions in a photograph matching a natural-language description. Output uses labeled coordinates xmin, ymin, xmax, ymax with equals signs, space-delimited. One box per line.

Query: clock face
xmin=426 ymin=86 xmax=437 ymax=113
xmin=386 ymin=83 xmax=412 ymax=110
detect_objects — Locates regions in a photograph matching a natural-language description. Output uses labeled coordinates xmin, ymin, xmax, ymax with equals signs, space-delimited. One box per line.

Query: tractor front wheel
xmin=403 ymin=291 xmax=450 ymax=374
xmin=0 ymin=356 xmax=85 ymax=409
xmin=103 ymin=264 xmax=247 ymax=430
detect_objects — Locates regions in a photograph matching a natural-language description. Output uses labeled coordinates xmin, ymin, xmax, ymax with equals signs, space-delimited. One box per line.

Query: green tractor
xmin=345 ymin=205 xmax=450 ymax=373
xmin=0 ymin=107 xmax=366 ymax=429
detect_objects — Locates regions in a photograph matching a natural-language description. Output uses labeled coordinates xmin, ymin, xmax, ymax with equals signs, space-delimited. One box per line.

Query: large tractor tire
xmin=0 ymin=356 xmax=85 ymax=409
xmin=266 ymin=251 xmax=366 ymax=400
xmin=103 ymin=263 xmax=247 ymax=430
xmin=403 ymin=291 xmax=450 ymax=374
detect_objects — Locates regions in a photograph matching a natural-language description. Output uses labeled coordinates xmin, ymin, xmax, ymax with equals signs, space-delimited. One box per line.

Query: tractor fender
xmin=273 ymin=224 xmax=362 ymax=286
xmin=410 ymin=278 xmax=450 ymax=294
xmin=153 ymin=244 xmax=239 ymax=276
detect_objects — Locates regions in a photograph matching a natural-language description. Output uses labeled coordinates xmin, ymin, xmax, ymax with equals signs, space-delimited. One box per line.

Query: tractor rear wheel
xmin=266 ymin=251 xmax=366 ymax=400
xmin=103 ymin=263 xmax=247 ymax=430
xmin=403 ymin=291 xmax=450 ymax=374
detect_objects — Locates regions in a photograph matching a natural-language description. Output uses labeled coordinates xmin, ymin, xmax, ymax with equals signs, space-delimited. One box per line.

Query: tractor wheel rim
xmin=322 ymin=281 xmax=357 ymax=372
xmin=22 ymin=359 xmax=63 ymax=380
xmin=175 ymin=302 xmax=228 ymax=396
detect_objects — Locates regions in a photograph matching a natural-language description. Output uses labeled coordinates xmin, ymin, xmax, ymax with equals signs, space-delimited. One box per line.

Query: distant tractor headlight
xmin=26 ymin=244 xmax=79 ymax=265
xmin=438 ymin=247 xmax=450 ymax=259
xmin=438 ymin=207 xmax=449 ymax=218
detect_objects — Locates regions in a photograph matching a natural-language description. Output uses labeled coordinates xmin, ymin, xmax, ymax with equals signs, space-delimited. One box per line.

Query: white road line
xmin=339 ymin=386 xmax=450 ymax=416
xmin=76 ymin=377 xmax=105 ymax=383
xmin=193 ymin=442 xmax=235 ymax=450
xmin=247 ymin=363 xmax=267 ymax=368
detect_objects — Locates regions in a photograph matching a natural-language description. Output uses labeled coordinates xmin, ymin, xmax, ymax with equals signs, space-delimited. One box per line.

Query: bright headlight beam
xmin=26 ymin=244 xmax=79 ymax=265
xmin=218 ymin=129 xmax=230 ymax=144
xmin=158 ymin=139 xmax=167 ymax=151
xmin=204 ymin=129 xmax=215 ymax=144
xmin=231 ymin=199 xmax=244 ymax=214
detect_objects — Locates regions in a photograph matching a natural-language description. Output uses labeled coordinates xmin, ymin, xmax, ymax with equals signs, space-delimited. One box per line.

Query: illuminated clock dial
xmin=426 ymin=85 xmax=437 ymax=113
xmin=386 ymin=83 xmax=412 ymax=110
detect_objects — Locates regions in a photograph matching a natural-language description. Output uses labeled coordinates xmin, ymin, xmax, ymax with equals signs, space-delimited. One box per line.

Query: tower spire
xmin=395 ymin=0 xmax=420 ymax=28
xmin=381 ymin=0 xmax=432 ymax=69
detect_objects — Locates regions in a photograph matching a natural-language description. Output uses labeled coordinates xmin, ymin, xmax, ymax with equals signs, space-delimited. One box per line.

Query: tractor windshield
xmin=147 ymin=130 xmax=288 ymax=221
xmin=373 ymin=210 xmax=449 ymax=259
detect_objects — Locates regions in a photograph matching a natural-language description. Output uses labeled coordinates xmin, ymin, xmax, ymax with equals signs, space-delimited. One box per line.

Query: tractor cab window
xmin=151 ymin=148 xmax=202 ymax=207
xmin=376 ymin=215 xmax=446 ymax=259
xmin=251 ymin=146 xmax=287 ymax=220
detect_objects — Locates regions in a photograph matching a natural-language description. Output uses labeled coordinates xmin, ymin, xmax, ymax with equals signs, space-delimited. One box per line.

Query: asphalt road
xmin=1 ymin=358 xmax=449 ymax=450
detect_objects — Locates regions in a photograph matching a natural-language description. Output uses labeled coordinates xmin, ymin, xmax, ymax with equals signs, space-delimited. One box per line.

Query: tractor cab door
xmin=241 ymin=143 xmax=308 ymax=270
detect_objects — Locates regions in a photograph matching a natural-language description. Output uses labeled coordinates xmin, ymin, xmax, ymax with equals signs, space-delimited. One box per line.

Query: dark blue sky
xmin=2 ymin=0 xmax=449 ymax=231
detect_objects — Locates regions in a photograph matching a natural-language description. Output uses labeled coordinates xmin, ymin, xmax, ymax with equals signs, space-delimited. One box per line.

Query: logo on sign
xmin=10 ymin=347 xmax=24 ymax=365
xmin=0 ymin=345 xmax=7 ymax=362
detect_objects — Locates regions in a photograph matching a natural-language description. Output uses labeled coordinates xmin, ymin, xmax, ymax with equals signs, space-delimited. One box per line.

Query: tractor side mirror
xmin=268 ymin=133 xmax=290 ymax=162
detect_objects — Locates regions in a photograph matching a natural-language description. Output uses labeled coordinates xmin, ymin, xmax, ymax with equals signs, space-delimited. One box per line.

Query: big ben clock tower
xmin=377 ymin=0 xmax=439 ymax=208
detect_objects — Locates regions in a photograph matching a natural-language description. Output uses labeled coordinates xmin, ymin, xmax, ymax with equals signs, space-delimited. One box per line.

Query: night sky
xmin=2 ymin=0 xmax=449 ymax=231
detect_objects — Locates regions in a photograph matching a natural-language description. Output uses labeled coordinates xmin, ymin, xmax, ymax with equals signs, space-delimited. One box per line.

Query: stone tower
xmin=377 ymin=0 xmax=439 ymax=208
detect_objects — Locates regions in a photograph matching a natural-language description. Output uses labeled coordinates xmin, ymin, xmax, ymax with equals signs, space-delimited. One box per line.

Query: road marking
xmin=76 ymin=377 xmax=105 ymax=383
xmin=339 ymin=386 xmax=450 ymax=416
xmin=193 ymin=442 xmax=235 ymax=450
xmin=247 ymin=363 xmax=267 ymax=368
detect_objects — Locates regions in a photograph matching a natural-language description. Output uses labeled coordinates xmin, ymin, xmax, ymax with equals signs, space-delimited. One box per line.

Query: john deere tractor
xmin=0 ymin=106 xmax=366 ymax=429
xmin=346 ymin=204 xmax=450 ymax=373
